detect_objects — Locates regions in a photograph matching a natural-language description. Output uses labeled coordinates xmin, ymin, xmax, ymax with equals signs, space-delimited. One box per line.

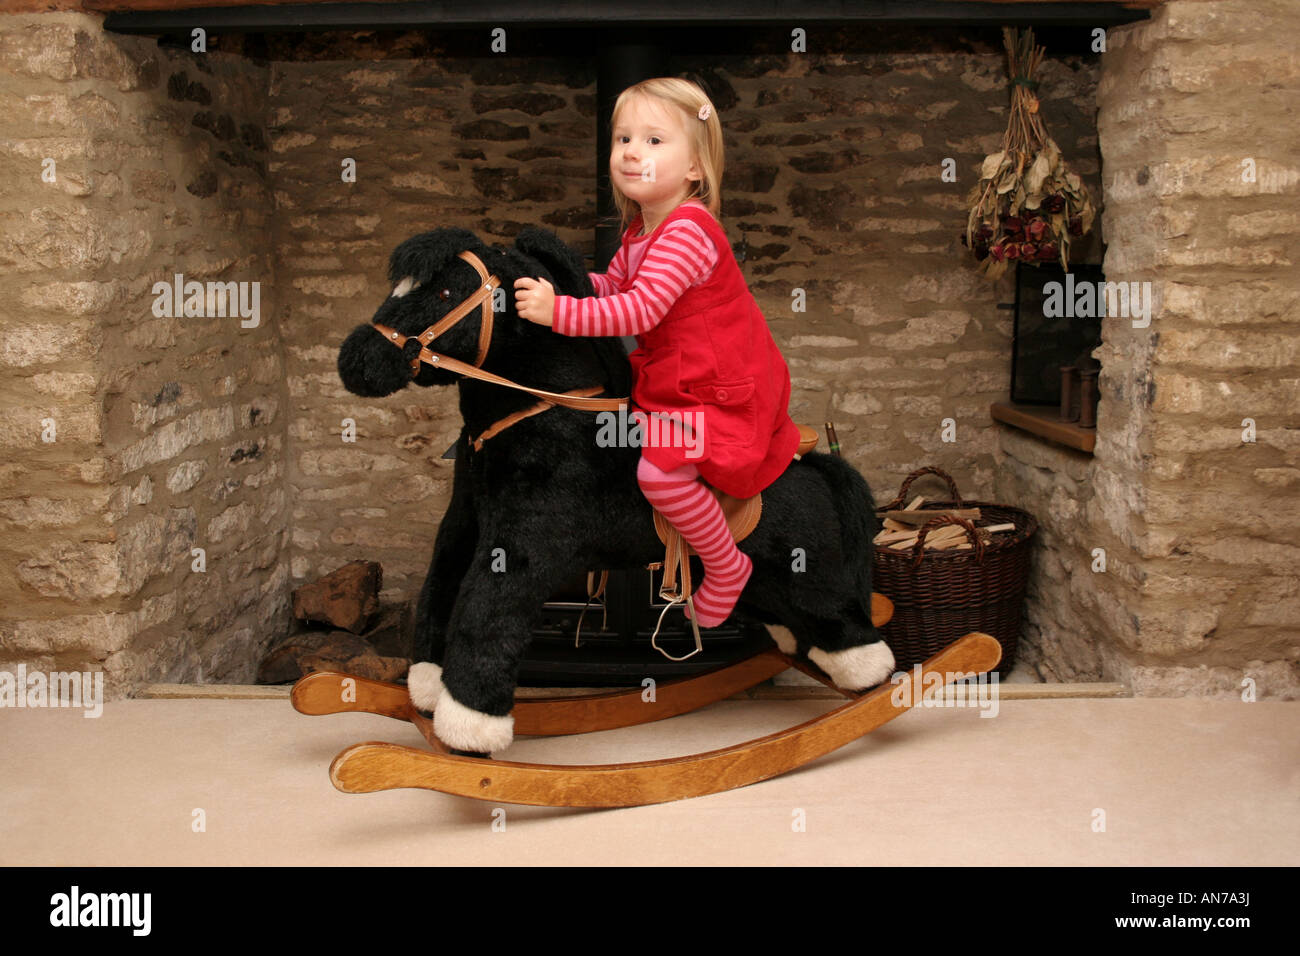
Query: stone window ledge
xmin=990 ymin=402 xmax=1096 ymax=454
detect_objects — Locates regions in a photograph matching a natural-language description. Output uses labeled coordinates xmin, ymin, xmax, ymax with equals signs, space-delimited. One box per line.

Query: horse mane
xmin=498 ymin=241 xmax=634 ymax=401
xmin=583 ymin=336 xmax=634 ymax=399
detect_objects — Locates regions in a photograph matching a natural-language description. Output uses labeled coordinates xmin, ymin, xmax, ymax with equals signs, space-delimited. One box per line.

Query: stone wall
xmin=3 ymin=5 xmax=1291 ymax=699
xmin=0 ymin=13 xmax=288 ymax=696
xmin=999 ymin=0 xmax=1300 ymax=698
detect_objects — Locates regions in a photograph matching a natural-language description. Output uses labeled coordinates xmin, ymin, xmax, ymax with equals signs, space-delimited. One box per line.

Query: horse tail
xmin=797 ymin=451 xmax=879 ymax=615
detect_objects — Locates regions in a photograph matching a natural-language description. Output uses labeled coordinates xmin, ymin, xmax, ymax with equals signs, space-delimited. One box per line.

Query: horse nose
xmin=338 ymin=322 xmax=410 ymax=397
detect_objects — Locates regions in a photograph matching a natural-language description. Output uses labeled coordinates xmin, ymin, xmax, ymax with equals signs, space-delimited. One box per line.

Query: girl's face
xmin=610 ymin=95 xmax=702 ymax=215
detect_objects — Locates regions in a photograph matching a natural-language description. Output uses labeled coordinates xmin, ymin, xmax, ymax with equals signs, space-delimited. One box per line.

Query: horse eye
xmin=439 ymin=289 xmax=451 ymax=301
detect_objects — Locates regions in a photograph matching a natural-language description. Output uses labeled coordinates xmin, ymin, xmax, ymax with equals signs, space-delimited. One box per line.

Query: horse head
xmin=337 ymin=226 xmax=603 ymax=398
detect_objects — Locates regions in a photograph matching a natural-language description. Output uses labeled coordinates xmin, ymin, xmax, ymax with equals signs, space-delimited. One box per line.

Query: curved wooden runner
xmin=328 ymin=633 xmax=1001 ymax=808
xmin=515 ymin=650 xmax=789 ymax=735
xmin=291 ymin=650 xmax=790 ymax=736
xmin=292 ymin=671 xmax=411 ymax=720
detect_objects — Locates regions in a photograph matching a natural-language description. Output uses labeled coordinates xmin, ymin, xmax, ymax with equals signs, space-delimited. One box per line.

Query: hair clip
xmin=697 ymin=104 xmax=712 ymax=121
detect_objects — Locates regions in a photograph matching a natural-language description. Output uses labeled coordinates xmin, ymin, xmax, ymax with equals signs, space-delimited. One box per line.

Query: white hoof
xmin=808 ymin=641 xmax=896 ymax=691
xmin=407 ymin=662 xmax=444 ymax=712
xmin=434 ymin=690 xmax=514 ymax=754
xmin=766 ymin=624 xmax=798 ymax=655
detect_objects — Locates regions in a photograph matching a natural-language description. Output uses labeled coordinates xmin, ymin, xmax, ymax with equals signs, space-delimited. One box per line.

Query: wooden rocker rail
xmin=295 ymin=633 xmax=1002 ymax=809
xmin=292 ymin=648 xmax=792 ymax=737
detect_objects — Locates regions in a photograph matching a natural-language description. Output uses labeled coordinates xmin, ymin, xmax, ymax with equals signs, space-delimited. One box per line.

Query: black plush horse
xmin=337 ymin=226 xmax=894 ymax=756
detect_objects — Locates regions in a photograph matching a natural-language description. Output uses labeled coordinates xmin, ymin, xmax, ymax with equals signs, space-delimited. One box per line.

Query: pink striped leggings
xmin=636 ymin=455 xmax=754 ymax=628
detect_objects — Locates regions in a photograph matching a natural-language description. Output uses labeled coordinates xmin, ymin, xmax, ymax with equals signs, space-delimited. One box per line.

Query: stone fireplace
xmin=1 ymin=0 xmax=1295 ymax=700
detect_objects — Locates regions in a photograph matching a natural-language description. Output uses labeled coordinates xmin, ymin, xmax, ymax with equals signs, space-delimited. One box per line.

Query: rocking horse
xmin=295 ymin=226 xmax=1001 ymax=808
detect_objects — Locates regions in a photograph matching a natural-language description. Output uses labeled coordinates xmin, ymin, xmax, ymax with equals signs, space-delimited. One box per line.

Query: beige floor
xmin=1 ymin=692 xmax=1296 ymax=866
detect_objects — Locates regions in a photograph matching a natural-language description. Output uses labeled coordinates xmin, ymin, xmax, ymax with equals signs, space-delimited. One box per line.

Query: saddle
xmin=579 ymin=425 xmax=820 ymax=661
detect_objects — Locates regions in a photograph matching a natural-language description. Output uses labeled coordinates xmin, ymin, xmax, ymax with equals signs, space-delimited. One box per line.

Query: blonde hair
xmin=608 ymin=77 xmax=723 ymax=232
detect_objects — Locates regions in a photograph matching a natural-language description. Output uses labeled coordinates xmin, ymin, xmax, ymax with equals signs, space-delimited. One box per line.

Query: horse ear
xmin=388 ymin=228 xmax=486 ymax=285
xmin=513 ymin=227 xmax=593 ymax=297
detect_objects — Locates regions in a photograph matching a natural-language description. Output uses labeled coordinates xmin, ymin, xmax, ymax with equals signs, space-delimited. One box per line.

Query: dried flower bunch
xmin=963 ymin=27 xmax=1097 ymax=281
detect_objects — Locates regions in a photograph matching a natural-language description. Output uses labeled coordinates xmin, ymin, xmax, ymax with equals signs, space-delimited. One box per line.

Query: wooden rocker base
xmin=292 ymin=632 xmax=1002 ymax=809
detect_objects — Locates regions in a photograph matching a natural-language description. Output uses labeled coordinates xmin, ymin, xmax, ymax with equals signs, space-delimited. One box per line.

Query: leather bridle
xmin=373 ymin=250 xmax=497 ymax=374
xmin=372 ymin=250 xmax=628 ymax=449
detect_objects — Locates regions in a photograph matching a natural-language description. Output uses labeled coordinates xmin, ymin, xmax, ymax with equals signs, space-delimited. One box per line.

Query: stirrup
xmin=574 ymin=570 xmax=609 ymax=648
xmin=649 ymin=529 xmax=703 ymax=661
xmin=649 ymin=591 xmax=704 ymax=662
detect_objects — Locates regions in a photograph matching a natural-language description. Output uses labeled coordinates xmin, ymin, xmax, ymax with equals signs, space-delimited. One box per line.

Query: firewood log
xmin=877 ymin=508 xmax=981 ymax=525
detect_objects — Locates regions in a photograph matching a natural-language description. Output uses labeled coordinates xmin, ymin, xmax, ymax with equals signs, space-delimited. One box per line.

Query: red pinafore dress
xmin=619 ymin=202 xmax=800 ymax=500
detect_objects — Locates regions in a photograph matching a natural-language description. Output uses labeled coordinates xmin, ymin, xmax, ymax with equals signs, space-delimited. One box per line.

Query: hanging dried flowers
xmin=962 ymin=27 xmax=1097 ymax=281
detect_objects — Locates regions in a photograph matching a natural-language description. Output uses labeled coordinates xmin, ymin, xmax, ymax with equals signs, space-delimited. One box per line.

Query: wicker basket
xmin=873 ymin=467 xmax=1037 ymax=677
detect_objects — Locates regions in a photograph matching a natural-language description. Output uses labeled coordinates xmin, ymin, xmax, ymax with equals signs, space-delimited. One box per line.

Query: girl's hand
xmin=513 ymin=276 xmax=556 ymax=327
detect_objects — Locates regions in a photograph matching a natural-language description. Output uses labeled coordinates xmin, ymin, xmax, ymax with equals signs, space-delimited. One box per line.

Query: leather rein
xmin=371 ymin=250 xmax=628 ymax=450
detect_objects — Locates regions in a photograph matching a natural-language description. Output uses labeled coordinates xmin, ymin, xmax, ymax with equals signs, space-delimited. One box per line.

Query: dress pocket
xmin=630 ymin=345 xmax=685 ymax=409
xmin=688 ymin=377 xmax=757 ymax=447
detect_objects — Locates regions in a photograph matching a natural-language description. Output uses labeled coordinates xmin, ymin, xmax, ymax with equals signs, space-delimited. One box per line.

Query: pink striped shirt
xmin=553 ymin=201 xmax=720 ymax=337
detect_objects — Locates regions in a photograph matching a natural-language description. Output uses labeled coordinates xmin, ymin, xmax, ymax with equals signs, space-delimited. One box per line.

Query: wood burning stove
xmin=521 ymin=567 xmax=771 ymax=685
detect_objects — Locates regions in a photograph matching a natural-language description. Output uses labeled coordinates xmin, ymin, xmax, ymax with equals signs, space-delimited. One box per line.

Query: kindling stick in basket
xmin=878 ymin=508 xmax=982 ymax=526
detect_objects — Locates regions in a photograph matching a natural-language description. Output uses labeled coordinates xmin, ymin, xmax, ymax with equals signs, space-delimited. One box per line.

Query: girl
xmin=515 ymin=77 xmax=800 ymax=628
